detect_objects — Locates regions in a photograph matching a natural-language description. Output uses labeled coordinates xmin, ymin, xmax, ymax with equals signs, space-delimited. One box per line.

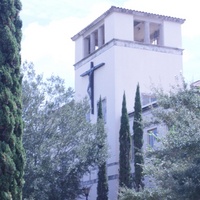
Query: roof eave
xmin=71 ymin=6 xmax=185 ymax=41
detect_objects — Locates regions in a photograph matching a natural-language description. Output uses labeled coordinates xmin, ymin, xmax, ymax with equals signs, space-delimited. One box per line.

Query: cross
xmin=80 ymin=62 xmax=105 ymax=114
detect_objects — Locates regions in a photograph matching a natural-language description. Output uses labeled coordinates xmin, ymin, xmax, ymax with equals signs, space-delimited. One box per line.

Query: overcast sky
xmin=20 ymin=0 xmax=200 ymax=88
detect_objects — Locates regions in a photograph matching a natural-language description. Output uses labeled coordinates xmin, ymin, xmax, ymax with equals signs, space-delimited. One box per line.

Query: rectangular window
xmin=148 ymin=128 xmax=158 ymax=148
xmin=84 ymin=36 xmax=90 ymax=56
xmin=150 ymin=23 xmax=161 ymax=45
xmin=141 ymin=93 xmax=156 ymax=106
xmin=134 ymin=20 xmax=162 ymax=46
xmin=97 ymin=98 xmax=107 ymax=123
xmin=94 ymin=30 xmax=98 ymax=50
xmin=84 ymin=25 xmax=105 ymax=57
xmin=102 ymin=98 xmax=107 ymax=123
xmin=131 ymin=135 xmax=134 ymax=161
xmin=85 ymin=111 xmax=90 ymax=122
xmin=134 ymin=20 xmax=145 ymax=43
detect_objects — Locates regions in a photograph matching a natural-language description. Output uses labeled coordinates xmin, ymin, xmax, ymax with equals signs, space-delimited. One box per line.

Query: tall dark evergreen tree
xmin=97 ymin=97 xmax=108 ymax=200
xmin=133 ymin=83 xmax=144 ymax=191
xmin=119 ymin=93 xmax=132 ymax=188
xmin=0 ymin=1 xmax=25 ymax=199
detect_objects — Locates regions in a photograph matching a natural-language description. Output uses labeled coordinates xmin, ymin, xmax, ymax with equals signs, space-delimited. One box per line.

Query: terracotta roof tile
xmin=71 ymin=6 xmax=185 ymax=41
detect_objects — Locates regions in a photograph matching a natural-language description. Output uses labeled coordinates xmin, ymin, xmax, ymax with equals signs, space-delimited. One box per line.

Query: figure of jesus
xmin=87 ymin=69 xmax=93 ymax=100
xmin=80 ymin=62 xmax=105 ymax=114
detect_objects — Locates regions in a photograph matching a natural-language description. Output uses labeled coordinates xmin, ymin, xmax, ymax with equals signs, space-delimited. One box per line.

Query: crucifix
xmin=80 ymin=62 xmax=105 ymax=114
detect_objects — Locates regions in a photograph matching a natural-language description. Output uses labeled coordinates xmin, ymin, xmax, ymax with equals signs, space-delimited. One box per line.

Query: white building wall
xmin=74 ymin=43 xmax=182 ymax=200
xmin=114 ymin=45 xmax=182 ymax=102
xmin=75 ymin=48 xmax=118 ymax=160
xmin=163 ymin=21 xmax=182 ymax=48
xmin=74 ymin=36 xmax=84 ymax=62
xmin=72 ymin=6 xmax=185 ymax=200
xmin=74 ymin=48 xmax=120 ymax=200
xmin=105 ymin=12 xmax=133 ymax=42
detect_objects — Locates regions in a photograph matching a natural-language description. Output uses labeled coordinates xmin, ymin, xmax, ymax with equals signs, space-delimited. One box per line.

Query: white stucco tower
xmin=72 ymin=6 xmax=185 ymax=200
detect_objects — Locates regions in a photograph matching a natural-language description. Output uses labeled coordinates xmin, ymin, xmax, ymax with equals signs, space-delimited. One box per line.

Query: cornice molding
xmin=74 ymin=39 xmax=184 ymax=70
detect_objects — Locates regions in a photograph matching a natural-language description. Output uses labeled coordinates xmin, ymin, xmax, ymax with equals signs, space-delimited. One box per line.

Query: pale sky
xmin=20 ymin=0 xmax=200 ymax=88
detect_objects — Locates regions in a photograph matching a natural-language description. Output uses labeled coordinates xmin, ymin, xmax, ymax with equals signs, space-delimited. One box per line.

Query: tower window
xmin=148 ymin=128 xmax=158 ymax=148
xmin=134 ymin=20 xmax=162 ymax=46
xmin=134 ymin=20 xmax=145 ymax=43
xmin=150 ymin=23 xmax=161 ymax=45
xmin=94 ymin=30 xmax=98 ymax=50
xmin=84 ymin=25 xmax=105 ymax=57
xmin=84 ymin=36 xmax=90 ymax=56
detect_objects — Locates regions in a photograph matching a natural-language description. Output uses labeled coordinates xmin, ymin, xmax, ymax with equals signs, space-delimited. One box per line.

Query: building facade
xmin=71 ymin=6 xmax=185 ymax=200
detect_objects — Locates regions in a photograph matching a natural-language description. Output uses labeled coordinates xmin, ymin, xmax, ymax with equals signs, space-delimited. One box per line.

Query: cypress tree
xmin=96 ymin=97 xmax=108 ymax=200
xmin=0 ymin=1 xmax=25 ymax=199
xmin=119 ymin=92 xmax=132 ymax=188
xmin=133 ymin=83 xmax=144 ymax=191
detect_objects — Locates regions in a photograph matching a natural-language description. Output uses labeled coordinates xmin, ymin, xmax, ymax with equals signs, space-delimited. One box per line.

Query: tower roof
xmin=71 ymin=6 xmax=185 ymax=41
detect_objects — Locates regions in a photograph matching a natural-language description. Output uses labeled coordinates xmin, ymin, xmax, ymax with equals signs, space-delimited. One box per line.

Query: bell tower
xmin=72 ymin=6 xmax=185 ymax=200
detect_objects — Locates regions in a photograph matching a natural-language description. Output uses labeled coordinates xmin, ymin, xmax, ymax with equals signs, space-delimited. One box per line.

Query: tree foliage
xmin=145 ymin=80 xmax=200 ymax=200
xmin=96 ymin=97 xmax=108 ymax=200
xmin=22 ymin=62 xmax=107 ymax=200
xmin=0 ymin=0 xmax=25 ymax=199
xmin=133 ymin=84 xmax=144 ymax=191
xmin=119 ymin=79 xmax=200 ymax=200
xmin=119 ymin=93 xmax=132 ymax=188
xmin=118 ymin=187 xmax=162 ymax=200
